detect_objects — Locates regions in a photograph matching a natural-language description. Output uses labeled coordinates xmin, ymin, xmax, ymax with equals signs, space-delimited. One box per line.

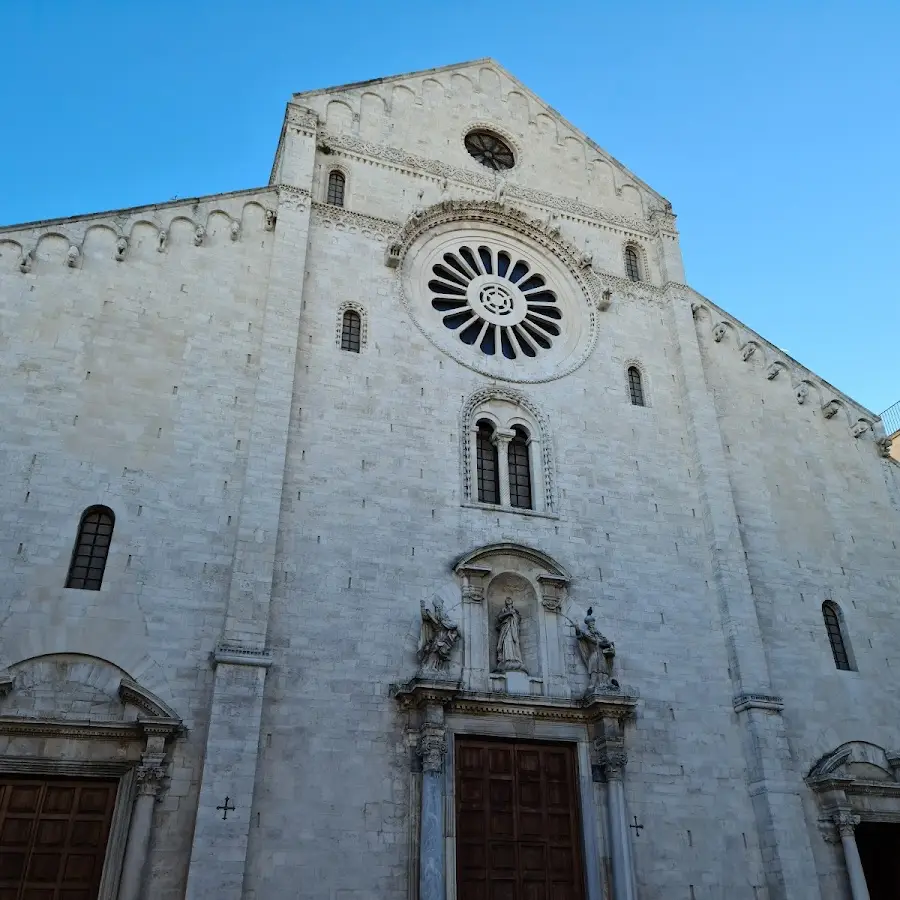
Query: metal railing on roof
xmin=880 ymin=400 xmax=900 ymax=437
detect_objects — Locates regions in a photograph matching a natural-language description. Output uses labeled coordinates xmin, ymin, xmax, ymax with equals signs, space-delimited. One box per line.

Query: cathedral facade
xmin=0 ymin=59 xmax=898 ymax=900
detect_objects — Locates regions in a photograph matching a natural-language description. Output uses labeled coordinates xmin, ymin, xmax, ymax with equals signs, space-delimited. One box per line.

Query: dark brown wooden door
xmin=456 ymin=738 xmax=586 ymax=900
xmin=0 ymin=778 xmax=117 ymax=900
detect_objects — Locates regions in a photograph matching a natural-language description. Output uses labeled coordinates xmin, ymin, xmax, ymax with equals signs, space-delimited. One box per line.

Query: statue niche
xmin=487 ymin=573 xmax=539 ymax=693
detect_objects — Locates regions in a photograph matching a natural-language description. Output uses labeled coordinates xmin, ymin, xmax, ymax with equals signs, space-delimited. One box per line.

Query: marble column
xmin=118 ymin=764 xmax=164 ymax=900
xmin=418 ymin=709 xmax=448 ymax=900
xmin=601 ymin=750 xmax=637 ymax=900
xmin=834 ymin=813 xmax=870 ymax=900
xmin=493 ymin=429 xmax=514 ymax=507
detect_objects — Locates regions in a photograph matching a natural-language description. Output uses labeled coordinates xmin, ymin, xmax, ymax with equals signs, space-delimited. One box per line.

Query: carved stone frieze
xmin=318 ymin=130 xmax=658 ymax=237
xmin=276 ymin=185 xmax=310 ymax=212
xmin=285 ymin=104 xmax=319 ymax=133
xmin=312 ymin=201 xmax=398 ymax=241
xmin=733 ymin=692 xmax=785 ymax=713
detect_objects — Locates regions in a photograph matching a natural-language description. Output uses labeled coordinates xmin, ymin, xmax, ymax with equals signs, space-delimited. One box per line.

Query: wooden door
xmin=0 ymin=778 xmax=117 ymax=900
xmin=456 ymin=738 xmax=586 ymax=900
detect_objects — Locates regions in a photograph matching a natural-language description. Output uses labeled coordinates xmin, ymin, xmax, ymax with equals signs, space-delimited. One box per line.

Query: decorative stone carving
xmin=115 ymin=237 xmax=128 ymax=261
xmin=19 ymin=250 xmax=33 ymax=274
xmin=439 ymin=178 xmax=452 ymax=209
xmin=851 ymin=420 xmax=870 ymax=438
xmin=385 ymin=240 xmax=401 ymax=268
xmin=417 ymin=722 xmax=447 ymax=773
xmin=458 ymin=564 xmax=490 ymax=603
xmin=712 ymin=323 xmax=727 ymax=342
xmin=832 ymin=812 xmax=860 ymax=836
xmin=575 ymin=608 xmax=618 ymax=694
xmin=229 ymin=220 xmax=241 ymax=241
xmin=136 ymin=764 xmax=166 ymax=798
xmin=492 ymin=176 xmax=506 ymax=209
xmin=765 ymin=362 xmax=783 ymax=380
xmin=537 ymin=574 xmax=567 ymax=612
xmin=66 ymin=245 xmax=79 ymax=268
xmin=579 ymin=237 xmax=593 ymax=269
xmin=878 ymin=437 xmax=893 ymax=458
xmin=595 ymin=744 xmax=628 ymax=780
xmin=265 ymin=209 xmax=277 ymax=230
xmin=495 ymin=598 xmax=526 ymax=674
xmin=597 ymin=288 xmax=612 ymax=312
xmin=796 ymin=383 xmax=809 ymax=405
xmin=822 ymin=400 xmax=841 ymax=419
xmin=157 ymin=230 xmax=167 ymax=252
xmin=193 ymin=225 xmax=205 ymax=246
xmin=740 ymin=343 xmax=756 ymax=361
xmin=411 ymin=188 xmax=426 ymax=220
xmin=417 ymin=599 xmax=460 ymax=676
xmin=543 ymin=211 xmax=561 ymax=238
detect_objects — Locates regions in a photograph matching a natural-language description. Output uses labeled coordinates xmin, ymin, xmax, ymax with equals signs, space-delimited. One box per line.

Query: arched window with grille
xmin=341 ymin=309 xmax=361 ymax=352
xmin=624 ymin=245 xmax=641 ymax=281
xmin=65 ymin=506 xmax=115 ymax=590
xmin=627 ymin=366 xmax=645 ymax=406
xmin=326 ymin=170 xmax=346 ymax=207
xmin=822 ymin=601 xmax=853 ymax=670
xmin=508 ymin=426 xmax=533 ymax=509
xmin=476 ymin=420 xmax=500 ymax=505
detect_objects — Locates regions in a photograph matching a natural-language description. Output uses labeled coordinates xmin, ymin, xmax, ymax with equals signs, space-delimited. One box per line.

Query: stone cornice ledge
xmin=807 ymin=775 xmax=900 ymax=798
xmin=392 ymin=677 xmax=638 ymax=722
xmin=733 ymin=692 xmax=784 ymax=713
xmin=213 ymin=643 xmax=274 ymax=669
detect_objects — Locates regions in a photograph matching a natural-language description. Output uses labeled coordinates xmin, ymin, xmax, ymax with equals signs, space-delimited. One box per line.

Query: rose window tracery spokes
xmin=429 ymin=244 xmax=562 ymax=359
xmin=464 ymin=131 xmax=515 ymax=171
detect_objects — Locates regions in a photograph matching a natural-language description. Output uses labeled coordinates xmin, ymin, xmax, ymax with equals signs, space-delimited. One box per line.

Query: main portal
xmin=455 ymin=737 xmax=586 ymax=900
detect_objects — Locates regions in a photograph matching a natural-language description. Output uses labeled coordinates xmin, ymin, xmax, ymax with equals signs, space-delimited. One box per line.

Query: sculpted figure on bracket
xmin=496 ymin=598 xmax=526 ymax=673
xmin=575 ymin=607 xmax=618 ymax=694
xmin=417 ymin=598 xmax=460 ymax=677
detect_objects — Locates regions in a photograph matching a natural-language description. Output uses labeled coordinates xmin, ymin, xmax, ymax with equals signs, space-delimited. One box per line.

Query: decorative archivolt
xmin=692 ymin=298 xmax=880 ymax=444
xmin=0 ymin=189 xmax=282 ymax=274
xmin=460 ymin=386 xmax=556 ymax=513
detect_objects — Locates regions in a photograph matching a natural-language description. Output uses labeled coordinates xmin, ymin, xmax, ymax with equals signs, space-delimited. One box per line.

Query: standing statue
xmin=496 ymin=597 xmax=526 ymax=673
xmin=575 ymin=607 xmax=618 ymax=693
xmin=493 ymin=175 xmax=506 ymax=208
xmin=417 ymin=598 xmax=460 ymax=676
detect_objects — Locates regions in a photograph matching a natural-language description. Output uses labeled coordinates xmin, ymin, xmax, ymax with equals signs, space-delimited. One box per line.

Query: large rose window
xmin=428 ymin=243 xmax=562 ymax=359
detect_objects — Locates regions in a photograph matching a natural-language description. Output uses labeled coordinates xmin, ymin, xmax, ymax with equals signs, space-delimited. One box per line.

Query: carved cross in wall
xmin=629 ymin=816 xmax=644 ymax=837
xmin=216 ymin=796 xmax=236 ymax=820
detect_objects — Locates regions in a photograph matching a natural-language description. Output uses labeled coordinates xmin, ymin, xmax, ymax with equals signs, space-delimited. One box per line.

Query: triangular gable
xmin=286 ymin=58 xmax=669 ymax=212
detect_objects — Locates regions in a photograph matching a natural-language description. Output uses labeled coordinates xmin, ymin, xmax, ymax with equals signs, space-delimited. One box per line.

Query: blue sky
xmin=2 ymin=1 xmax=897 ymax=411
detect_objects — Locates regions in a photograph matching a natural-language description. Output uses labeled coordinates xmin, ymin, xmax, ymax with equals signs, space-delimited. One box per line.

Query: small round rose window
xmin=464 ymin=130 xmax=515 ymax=170
xmin=429 ymin=243 xmax=562 ymax=359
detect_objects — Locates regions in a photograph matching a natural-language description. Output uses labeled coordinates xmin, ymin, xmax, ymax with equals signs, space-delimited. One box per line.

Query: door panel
xmin=0 ymin=779 xmax=116 ymax=900
xmin=455 ymin=738 xmax=586 ymax=900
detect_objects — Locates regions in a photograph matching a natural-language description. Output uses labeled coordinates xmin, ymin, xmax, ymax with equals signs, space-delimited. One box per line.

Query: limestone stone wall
xmin=0 ymin=188 xmax=277 ymax=898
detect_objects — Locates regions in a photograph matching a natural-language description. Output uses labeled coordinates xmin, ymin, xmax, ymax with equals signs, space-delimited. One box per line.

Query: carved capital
xmin=594 ymin=743 xmax=628 ymax=780
xmin=462 ymin=586 xmax=483 ymax=604
xmin=832 ymin=811 xmax=860 ymax=836
xmin=418 ymin=723 xmax=447 ymax=773
xmin=136 ymin=764 xmax=166 ymax=797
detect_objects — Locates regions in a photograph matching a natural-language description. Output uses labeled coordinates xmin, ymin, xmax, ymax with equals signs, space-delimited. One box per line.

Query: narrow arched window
xmin=624 ymin=246 xmax=641 ymax=281
xmin=327 ymin=170 xmax=345 ymax=207
xmin=66 ymin=506 xmax=115 ymax=590
xmin=476 ymin=420 xmax=500 ymax=504
xmin=341 ymin=309 xmax=361 ymax=352
xmin=627 ymin=366 xmax=645 ymax=406
xmin=508 ymin=426 xmax=533 ymax=510
xmin=822 ymin=602 xmax=852 ymax=670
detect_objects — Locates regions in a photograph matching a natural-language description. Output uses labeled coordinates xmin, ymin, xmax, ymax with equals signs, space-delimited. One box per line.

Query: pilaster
xmin=185 ymin=112 xmax=317 ymax=899
xmin=668 ymin=289 xmax=819 ymax=899
xmin=833 ymin=812 xmax=870 ymax=900
xmin=418 ymin=705 xmax=448 ymax=900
